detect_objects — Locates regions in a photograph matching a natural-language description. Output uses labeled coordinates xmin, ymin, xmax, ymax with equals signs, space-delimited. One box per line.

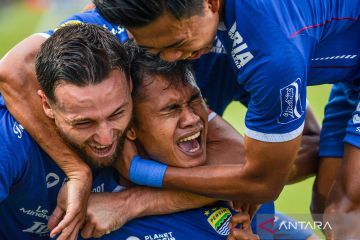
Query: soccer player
xmin=90 ymin=0 xmax=360 ymax=237
xmin=0 ymin=5 xmax=322 ymax=238
xmin=0 ymin=23 xmax=261 ymax=240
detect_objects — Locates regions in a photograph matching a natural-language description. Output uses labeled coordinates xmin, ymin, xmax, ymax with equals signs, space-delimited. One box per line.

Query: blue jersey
xmin=0 ymin=95 xmax=276 ymax=239
xmin=215 ymin=0 xmax=360 ymax=142
xmin=0 ymin=95 xmax=119 ymax=239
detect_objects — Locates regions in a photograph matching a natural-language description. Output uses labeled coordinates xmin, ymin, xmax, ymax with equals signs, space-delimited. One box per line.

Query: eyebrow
xmin=139 ymin=38 xmax=186 ymax=50
xmin=67 ymin=101 xmax=130 ymax=124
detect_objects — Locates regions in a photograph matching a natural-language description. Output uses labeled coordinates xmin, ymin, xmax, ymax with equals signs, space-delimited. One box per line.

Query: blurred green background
xmin=0 ymin=1 xmax=332 ymax=238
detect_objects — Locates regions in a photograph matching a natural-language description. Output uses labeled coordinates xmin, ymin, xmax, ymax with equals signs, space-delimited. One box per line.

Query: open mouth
xmin=89 ymin=143 xmax=115 ymax=158
xmin=177 ymin=131 xmax=202 ymax=154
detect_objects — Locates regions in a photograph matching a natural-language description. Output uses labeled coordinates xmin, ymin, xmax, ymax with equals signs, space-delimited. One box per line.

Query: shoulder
xmin=0 ymin=97 xmax=37 ymax=159
xmin=45 ymin=9 xmax=128 ymax=42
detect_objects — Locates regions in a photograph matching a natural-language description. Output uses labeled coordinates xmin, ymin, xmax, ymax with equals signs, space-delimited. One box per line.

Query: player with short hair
xmin=0 ymin=23 xmax=262 ymax=240
xmin=92 ymin=0 xmax=360 ymax=237
xmin=0 ymin=4 xmax=322 ymax=238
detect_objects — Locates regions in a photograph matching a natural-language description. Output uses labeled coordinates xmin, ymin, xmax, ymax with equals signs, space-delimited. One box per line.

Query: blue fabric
xmin=274 ymin=211 xmax=314 ymax=240
xmin=0 ymin=96 xmax=274 ymax=239
xmin=129 ymin=155 xmax=167 ymax=188
xmin=214 ymin=0 xmax=360 ymax=142
xmin=44 ymin=9 xmax=128 ymax=43
xmin=319 ymin=80 xmax=360 ymax=157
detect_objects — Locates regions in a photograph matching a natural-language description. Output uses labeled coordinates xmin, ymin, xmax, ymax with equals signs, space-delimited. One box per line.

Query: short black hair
xmin=94 ymin=0 xmax=205 ymax=28
xmin=36 ymin=23 xmax=130 ymax=103
xmin=124 ymin=40 xmax=195 ymax=104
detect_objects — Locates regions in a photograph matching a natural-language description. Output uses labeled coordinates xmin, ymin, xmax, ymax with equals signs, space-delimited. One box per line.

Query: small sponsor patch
xmin=278 ymin=78 xmax=304 ymax=124
xmin=206 ymin=207 xmax=232 ymax=236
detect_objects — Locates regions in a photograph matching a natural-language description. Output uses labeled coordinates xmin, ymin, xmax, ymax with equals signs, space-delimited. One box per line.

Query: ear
xmin=126 ymin=127 xmax=137 ymax=140
xmin=37 ymin=90 xmax=55 ymax=119
xmin=207 ymin=0 xmax=221 ymax=13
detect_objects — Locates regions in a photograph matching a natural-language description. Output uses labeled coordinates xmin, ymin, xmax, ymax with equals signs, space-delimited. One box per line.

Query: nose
xmin=160 ymin=49 xmax=185 ymax=62
xmin=93 ymin=122 xmax=114 ymax=146
xmin=179 ymin=107 xmax=201 ymax=129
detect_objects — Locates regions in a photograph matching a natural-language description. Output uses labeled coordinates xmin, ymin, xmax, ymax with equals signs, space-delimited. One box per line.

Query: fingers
xmin=230 ymin=212 xmax=251 ymax=230
xmin=81 ymin=221 xmax=96 ymax=239
xmin=48 ymin=205 xmax=65 ymax=230
xmin=57 ymin=219 xmax=83 ymax=240
xmin=49 ymin=204 xmax=80 ymax=237
xmin=228 ymin=228 xmax=260 ymax=240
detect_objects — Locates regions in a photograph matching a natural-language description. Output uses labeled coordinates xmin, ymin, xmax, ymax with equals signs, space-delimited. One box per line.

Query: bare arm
xmin=324 ymin=144 xmax=360 ymax=238
xmin=0 ymin=34 xmax=91 ymax=239
xmin=162 ymin=114 xmax=302 ymax=203
xmin=51 ymin=185 xmax=215 ymax=238
xmin=287 ymin=106 xmax=320 ymax=184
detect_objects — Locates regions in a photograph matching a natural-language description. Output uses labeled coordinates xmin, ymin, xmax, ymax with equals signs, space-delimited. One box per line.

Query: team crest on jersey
xmin=205 ymin=207 xmax=232 ymax=235
xmin=55 ymin=20 xmax=83 ymax=32
xmin=278 ymin=78 xmax=304 ymax=124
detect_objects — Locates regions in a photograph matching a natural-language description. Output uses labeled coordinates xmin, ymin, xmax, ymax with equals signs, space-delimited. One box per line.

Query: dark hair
xmin=124 ymin=40 xmax=195 ymax=102
xmin=36 ymin=23 xmax=130 ymax=102
xmin=93 ymin=0 xmax=205 ymax=28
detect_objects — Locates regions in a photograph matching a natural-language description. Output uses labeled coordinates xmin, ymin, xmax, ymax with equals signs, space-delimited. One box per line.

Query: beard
xmin=56 ymin=125 xmax=130 ymax=169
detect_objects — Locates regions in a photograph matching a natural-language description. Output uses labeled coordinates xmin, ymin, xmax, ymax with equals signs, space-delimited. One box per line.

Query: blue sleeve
xmin=224 ymin=0 xmax=312 ymax=142
xmin=0 ymin=98 xmax=33 ymax=202
xmin=44 ymin=9 xmax=129 ymax=43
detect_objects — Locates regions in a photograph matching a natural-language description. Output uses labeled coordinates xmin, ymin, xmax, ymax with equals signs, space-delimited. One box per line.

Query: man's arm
xmin=324 ymin=144 xmax=360 ymax=238
xmin=0 ymin=34 xmax=91 ymax=239
xmin=287 ymin=106 xmax=320 ymax=184
xmin=121 ymin=108 xmax=318 ymax=203
xmin=51 ymin=183 xmax=215 ymax=239
xmin=164 ymin=126 xmax=301 ymax=203
xmin=162 ymin=106 xmax=320 ymax=202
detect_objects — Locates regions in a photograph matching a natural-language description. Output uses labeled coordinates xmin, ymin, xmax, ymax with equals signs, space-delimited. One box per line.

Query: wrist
xmin=129 ymin=155 xmax=168 ymax=188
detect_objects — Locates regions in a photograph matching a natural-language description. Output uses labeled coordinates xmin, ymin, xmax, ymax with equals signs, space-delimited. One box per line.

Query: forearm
xmin=324 ymin=144 xmax=360 ymax=237
xmin=163 ymin=135 xmax=301 ymax=203
xmin=0 ymin=34 xmax=90 ymax=177
xmin=112 ymin=187 xmax=216 ymax=219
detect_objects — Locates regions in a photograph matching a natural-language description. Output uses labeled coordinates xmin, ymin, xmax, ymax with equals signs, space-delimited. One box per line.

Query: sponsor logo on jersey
xmin=19 ymin=205 xmax=49 ymax=220
xmin=211 ymin=37 xmax=227 ymax=54
xmin=228 ymin=22 xmax=254 ymax=69
xmin=126 ymin=237 xmax=141 ymax=240
xmin=143 ymin=232 xmax=175 ymax=240
xmin=206 ymin=207 xmax=232 ymax=236
xmin=13 ymin=122 xmax=24 ymax=139
xmin=278 ymin=78 xmax=304 ymax=124
xmin=102 ymin=24 xmax=126 ymax=36
xmin=46 ymin=172 xmax=60 ymax=188
xmin=353 ymin=114 xmax=360 ymax=124
xmin=22 ymin=221 xmax=50 ymax=237
xmin=92 ymin=183 xmax=105 ymax=193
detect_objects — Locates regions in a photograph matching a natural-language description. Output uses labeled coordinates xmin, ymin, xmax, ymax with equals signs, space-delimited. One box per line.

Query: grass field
xmin=0 ymin=2 xmax=332 ymax=238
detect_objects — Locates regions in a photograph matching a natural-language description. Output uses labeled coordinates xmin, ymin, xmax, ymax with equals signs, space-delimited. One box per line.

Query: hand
xmin=231 ymin=201 xmax=260 ymax=220
xmin=48 ymin=170 xmax=92 ymax=240
xmin=114 ymin=136 xmax=138 ymax=179
xmin=81 ymin=191 xmax=135 ymax=238
xmin=227 ymin=212 xmax=259 ymax=240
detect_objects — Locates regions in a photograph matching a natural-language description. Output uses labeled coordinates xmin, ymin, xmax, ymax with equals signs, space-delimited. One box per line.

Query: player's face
xmin=133 ymin=74 xmax=208 ymax=167
xmin=129 ymin=2 xmax=219 ymax=62
xmin=43 ymin=69 xmax=132 ymax=168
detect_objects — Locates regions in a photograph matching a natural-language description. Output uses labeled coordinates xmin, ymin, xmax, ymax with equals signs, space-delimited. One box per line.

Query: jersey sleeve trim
xmin=244 ymin=122 xmax=304 ymax=142
xmin=208 ymin=111 xmax=217 ymax=122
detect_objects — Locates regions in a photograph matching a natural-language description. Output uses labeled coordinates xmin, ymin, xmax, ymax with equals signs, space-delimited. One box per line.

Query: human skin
xmin=0 ymin=32 xmax=320 ymax=238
